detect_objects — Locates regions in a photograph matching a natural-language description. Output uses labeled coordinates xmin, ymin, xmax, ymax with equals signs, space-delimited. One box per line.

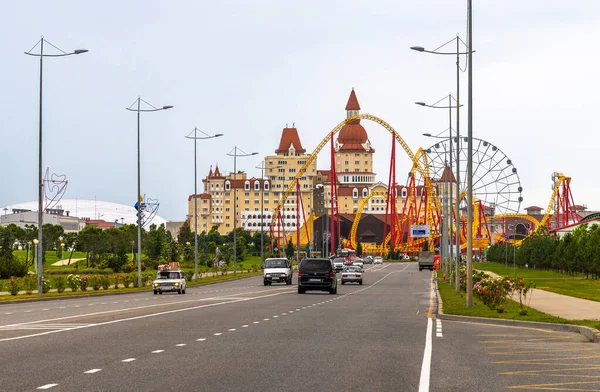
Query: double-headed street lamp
xmin=227 ymin=147 xmax=258 ymax=276
xmin=186 ymin=128 xmax=223 ymax=282
xmin=418 ymin=95 xmax=463 ymax=293
xmin=126 ymin=97 xmax=173 ymax=288
xmin=411 ymin=30 xmax=475 ymax=305
xmin=25 ymin=36 xmax=88 ymax=295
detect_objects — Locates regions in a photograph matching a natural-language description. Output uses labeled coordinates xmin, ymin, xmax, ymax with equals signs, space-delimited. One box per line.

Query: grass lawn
xmin=475 ymin=262 xmax=600 ymax=303
xmin=437 ymin=277 xmax=600 ymax=331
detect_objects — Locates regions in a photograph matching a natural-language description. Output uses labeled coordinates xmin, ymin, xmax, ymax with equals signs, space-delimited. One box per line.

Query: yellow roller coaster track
xmin=269 ymin=114 xmax=440 ymax=234
xmin=539 ymin=173 xmax=569 ymax=228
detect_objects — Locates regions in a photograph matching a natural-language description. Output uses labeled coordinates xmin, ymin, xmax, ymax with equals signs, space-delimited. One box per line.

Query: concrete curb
xmin=433 ymin=279 xmax=600 ymax=343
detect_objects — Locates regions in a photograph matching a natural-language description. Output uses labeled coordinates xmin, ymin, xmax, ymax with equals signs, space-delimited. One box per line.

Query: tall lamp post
xmin=25 ymin=37 xmax=88 ymax=295
xmin=126 ymin=97 xmax=173 ymax=288
xmin=227 ymin=147 xmax=258 ymax=276
xmin=418 ymin=95 xmax=463 ymax=293
xmin=186 ymin=128 xmax=223 ymax=282
xmin=256 ymin=163 xmax=283 ymax=266
xmin=411 ymin=33 xmax=473 ymax=298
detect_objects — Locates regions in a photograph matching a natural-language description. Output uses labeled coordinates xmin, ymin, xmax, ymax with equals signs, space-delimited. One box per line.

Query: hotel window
xmin=244 ymin=181 xmax=250 ymax=191
xmin=225 ymin=181 xmax=231 ymax=190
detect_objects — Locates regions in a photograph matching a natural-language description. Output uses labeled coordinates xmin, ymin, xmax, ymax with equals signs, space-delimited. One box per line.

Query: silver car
xmin=341 ymin=266 xmax=363 ymax=285
xmin=373 ymin=256 xmax=383 ymax=265
xmin=352 ymin=258 xmax=364 ymax=270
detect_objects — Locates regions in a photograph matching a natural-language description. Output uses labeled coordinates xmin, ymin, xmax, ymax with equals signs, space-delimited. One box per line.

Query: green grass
xmin=437 ymin=277 xmax=600 ymax=331
xmin=475 ymin=262 xmax=600 ymax=303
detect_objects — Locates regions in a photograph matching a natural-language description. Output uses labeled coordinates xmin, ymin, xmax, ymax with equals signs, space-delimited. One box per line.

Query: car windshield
xmin=375 ymin=257 xmax=382 ymax=260
xmin=334 ymin=258 xmax=345 ymax=263
xmin=156 ymin=272 xmax=180 ymax=279
xmin=343 ymin=267 xmax=361 ymax=272
xmin=265 ymin=259 xmax=287 ymax=268
xmin=300 ymin=259 xmax=331 ymax=273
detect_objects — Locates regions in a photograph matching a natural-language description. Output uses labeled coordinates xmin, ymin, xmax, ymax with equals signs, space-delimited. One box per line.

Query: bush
xmin=90 ymin=276 xmax=101 ymax=290
xmin=41 ymin=276 xmax=51 ymax=294
xmin=473 ymin=276 xmax=513 ymax=311
xmin=0 ymin=256 xmax=29 ymax=279
xmin=7 ymin=277 xmax=21 ymax=296
xmin=24 ymin=274 xmax=37 ymax=294
xmin=54 ymin=276 xmax=66 ymax=293
xmin=100 ymin=275 xmax=111 ymax=290
xmin=79 ymin=275 xmax=90 ymax=291
xmin=46 ymin=268 xmax=113 ymax=275
xmin=66 ymin=274 xmax=81 ymax=292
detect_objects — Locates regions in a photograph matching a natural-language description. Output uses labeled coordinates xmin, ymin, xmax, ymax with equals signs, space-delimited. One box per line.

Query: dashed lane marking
xmin=84 ymin=369 xmax=102 ymax=374
xmin=37 ymin=384 xmax=58 ymax=389
xmin=175 ymin=344 xmax=186 ymax=347
xmin=214 ymin=333 xmax=222 ymax=336
xmin=152 ymin=350 xmax=164 ymax=353
xmin=197 ymin=338 xmax=206 ymax=342
xmin=228 ymin=329 xmax=236 ymax=332
xmin=436 ymin=319 xmax=443 ymax=338
xmin=121 ymin=358 xmax=136 ymax=362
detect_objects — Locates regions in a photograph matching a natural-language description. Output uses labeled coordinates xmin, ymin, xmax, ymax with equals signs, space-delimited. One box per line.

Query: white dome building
xmin=1 ymin=199 xmax=166 ymax=228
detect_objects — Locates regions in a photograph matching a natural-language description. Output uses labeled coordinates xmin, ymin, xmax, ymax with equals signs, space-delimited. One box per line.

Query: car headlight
xmin=281 ymin=273 xmax=287 ymax=276
xmin=174 ymin=282 xmax=180 ymax=287
xmin=265 ymin=274 xmax=271 ymax=278
xmin=153 ymin=283 xmax=159 ymax=288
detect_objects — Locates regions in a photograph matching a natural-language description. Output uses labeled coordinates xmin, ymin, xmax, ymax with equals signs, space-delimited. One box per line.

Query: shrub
xmin=24 ymin=274 xmax=37 ymax=294
xmin=7 ymin=277 xmax=21 ymax=296
xmin=66 ymin=274 xmax=81 ymax=292
xmin=90 ymin=276 xmax=101 ymax=290
xmin=79 ymin=275 xmax=90 ymax=291
xmin=41 ymin=275 xmax=51 ymax=294
xmin=512 ymin=277 xmax=536 ymax=311
xmin=54 ymin=276 xmax=66 ymax=293
xmin=100 ymin=275 xmax=111 ymax=290
xmin=473 ymin=276 xmax=512 ymax=311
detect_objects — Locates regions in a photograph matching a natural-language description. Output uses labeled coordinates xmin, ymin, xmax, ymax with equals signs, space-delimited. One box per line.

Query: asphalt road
xmin=1 ymin=262 xmax=599 ymax=392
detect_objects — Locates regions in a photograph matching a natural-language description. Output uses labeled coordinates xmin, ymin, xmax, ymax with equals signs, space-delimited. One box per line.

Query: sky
xmin=1 ymin=0 xmax=599 ymax=221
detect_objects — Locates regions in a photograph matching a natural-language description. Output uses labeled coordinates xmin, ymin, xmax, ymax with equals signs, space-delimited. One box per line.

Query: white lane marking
xmin=273 ymin=315 xmax=279 ymax=318
xmin=152 ymin=350 xmax=164 ymax=353
xmin=176 ymin=344 xmax=186 ymax=347
xmin=37 ymin=384 xmax=58 ymax=389
xmin=84 ymin=369 xmax=102 ymax=374
xmin=253 ymin=321 xmax=260 ymax=324
xmin=302 ymin=307 xmax=306 ymax=309
xmin=289 ymin=311 xmax=294 ymax=313
xmin=59 ymin=306 xmax=66 ymax=309
xmin=42 ymin=308 xmax=50 ymax=311
xmin=101 ymin=302 xmax=107 ymax=305
xmin=214 ymin=333 xmax=222 ymax=336
xmin=418 ymin=318 xmax=433 ymax=392
xmin=197 ymin=338 xmax=206 ymax=341
xmin=242 ymin=325 xmax=249 ymax=328
xmin=4 ymin=313 xmax=12 ymax=315
xmin=263 ymin=318 xmax=269 ymax=321
xmin=296 ymin=309 xmax=300 ymax=311
xmin=228 ymin=328 xmax=236 ymax=332
xmin=122 ymin=358 xmax=136 ymax=362
xmin=0 ymin=289 xmax=294 ymax=342
xmin=281 ymin=313 xmax=287 ymax=316
xmin=436 ymin=319 xmax=443 ymax=338
xmin=25 ymin=310 xmax=32 ymax=313
xmin=88 ymin=304 xmax=94 ymax=306
xmin=74 ymin=306 xmax=80 ymax=308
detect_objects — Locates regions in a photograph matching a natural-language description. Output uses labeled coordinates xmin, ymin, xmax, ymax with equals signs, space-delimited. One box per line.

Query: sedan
xmin=341 ymin=266 xmax=363 ymax=285
xmin=352 ymin=259 xmax=364 ymax=270
xmin=373 ymin=256 xmax=383 ymax=265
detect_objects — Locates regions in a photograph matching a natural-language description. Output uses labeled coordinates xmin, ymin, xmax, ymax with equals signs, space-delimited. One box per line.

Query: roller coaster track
xmin=269 ymin=114 xmax=440 ymax=234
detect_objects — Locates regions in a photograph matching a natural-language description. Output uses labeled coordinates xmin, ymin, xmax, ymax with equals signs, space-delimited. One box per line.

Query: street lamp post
xmin=412 ymin=34 xmax=473 ymax=296
xmin=466 ymin=0 xmax=475 ymax=307
xmin=186 ymin=128 xmax=223 ymax=282
xmin=227 ymin=147 xmax=258 ymax=276
xmin=126 ymin=97 xmax=173 ymax=288
xmin=25 ymin=36 xmax=88 ymax=295
xmin=418 ymin=96 xmax=462 ymax=287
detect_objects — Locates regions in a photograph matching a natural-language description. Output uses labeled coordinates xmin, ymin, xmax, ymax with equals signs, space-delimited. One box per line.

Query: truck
xmin=263 ymin=258 xmax=293 ymax=285
xmin=418 ymin=251 xmax=435 ymax=271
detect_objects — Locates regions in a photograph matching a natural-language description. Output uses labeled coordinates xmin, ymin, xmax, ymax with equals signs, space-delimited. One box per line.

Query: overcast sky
xmin=1 ymin=0 xmax=599 ymax=221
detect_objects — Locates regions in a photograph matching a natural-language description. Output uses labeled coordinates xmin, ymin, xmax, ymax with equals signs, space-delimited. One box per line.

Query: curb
xmin=0 ymin=273 xmax=261 ymax=306
xmin=433 ymin=279 xmax=600 ymax=343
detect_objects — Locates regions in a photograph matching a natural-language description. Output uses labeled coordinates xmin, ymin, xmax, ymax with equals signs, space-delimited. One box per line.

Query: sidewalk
xmin=481 ymin=270 xmax=600 ymax=321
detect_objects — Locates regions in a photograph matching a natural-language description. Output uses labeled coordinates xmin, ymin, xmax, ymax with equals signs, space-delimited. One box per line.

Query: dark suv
xmin=297 ymin=258 xmax=337 ymax=294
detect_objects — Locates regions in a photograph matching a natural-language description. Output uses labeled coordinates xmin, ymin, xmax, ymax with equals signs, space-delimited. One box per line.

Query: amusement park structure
xmin=268 ymin=94 xmax=580 ymax=257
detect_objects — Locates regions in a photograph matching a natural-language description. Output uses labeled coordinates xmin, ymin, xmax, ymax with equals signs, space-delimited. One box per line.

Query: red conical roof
xmin=275 ymin=127 xmax=306 ymax=154
xmin=345 ymin=88 xmax=360 ymax=111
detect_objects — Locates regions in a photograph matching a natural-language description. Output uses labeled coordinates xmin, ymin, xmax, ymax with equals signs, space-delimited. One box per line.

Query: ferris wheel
xmin=424 ymin=135 xmax=523 ymax=215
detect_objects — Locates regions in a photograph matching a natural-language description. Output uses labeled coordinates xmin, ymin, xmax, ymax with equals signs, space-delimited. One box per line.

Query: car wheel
xmin=341 ymin=280 xmax=345 ymax=285
xmin=298 ymin=287 xmax=305 ymax=294
xmin=159 ymin=292 xmax=163 ymax=295
xmin=359 ymin=280 xmax=363 ymax=285
xmin=153 ymin=290 xmax=157 ymax=295
xmin=264 ymin=280 xmax=268 ymax=286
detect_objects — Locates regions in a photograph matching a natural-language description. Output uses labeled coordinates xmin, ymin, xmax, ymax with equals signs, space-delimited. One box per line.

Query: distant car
xmin=363 ymin=256 xmax=373 ymax=264
xmin=341 ymin=266 xmax=363 ymax=285
xmin=352 ymin=258 xmax=364 ymax=270
xmin=373 ymin=256 xmax=383 ymax=265
xmin=153 ymin=269 xmax=186 ymax=295
xmin=333 ymin=258 xmax=346 ymax=273
xmin=298 ymin=258 xmax=337 ymax=294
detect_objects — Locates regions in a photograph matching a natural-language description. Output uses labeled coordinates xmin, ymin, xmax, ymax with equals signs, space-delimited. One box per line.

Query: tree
xmin=356 ymin=242 xmax=363 ymax=258
xmin=177 ymin=221 xmax=194 ymax=245
xmin=285 ymin=239 xmax=294 ymax=259
xmin=77 ymin=226 xmax=104 ymax=267
xmin=146 ymin=224 xmax=167 ymax=262
xmin=167 ymin=241 xmax=180 ymax=263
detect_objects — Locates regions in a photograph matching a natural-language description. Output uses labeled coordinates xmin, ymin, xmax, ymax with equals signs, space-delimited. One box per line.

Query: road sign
xmin=410 ymin=224 xmax=430 ymax=238
xmin=504 ymin=235 xmax=509 ymax=241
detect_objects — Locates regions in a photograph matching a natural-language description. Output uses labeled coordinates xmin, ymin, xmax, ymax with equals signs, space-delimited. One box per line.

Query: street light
xmin=419 ymin=95 xmax=463 ymax=293
xmin=256 ymin=162 xmax=283 ymax=266
xmin=411 ymin=32 xmax=474 ymax=302
xmin=227 ymin=147 xmax=258 ymax=276
xmin=186 ymin=127 xmax=223 ymax=282
xmin=25 ymin=36 xmax=88 ymax=296
xmin=126 ymin=97 xmax=173 ymax=288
